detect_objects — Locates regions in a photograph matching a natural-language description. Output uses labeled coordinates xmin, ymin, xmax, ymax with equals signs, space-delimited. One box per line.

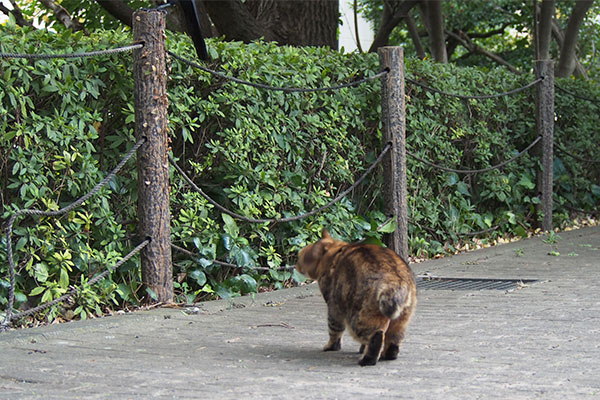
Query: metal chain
xmin=2 ymin=138 xmax=145 ymax=329
xmin=169 ymin=142 xmax=391 ymax=224
xmin=0 ymin=43 xmax=143 ymax=59
xmin=167 ymin=50 xmax=388 ymax=93
xmin=407 ymin=136 xmax=541 ymax=174
xmin=406 ymin=76 xmax=543 ymax=100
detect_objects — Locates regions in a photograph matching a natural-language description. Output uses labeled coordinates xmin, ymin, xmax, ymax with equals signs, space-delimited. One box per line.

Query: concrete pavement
xmin=1 ymin=226 xmax=599 ymax=399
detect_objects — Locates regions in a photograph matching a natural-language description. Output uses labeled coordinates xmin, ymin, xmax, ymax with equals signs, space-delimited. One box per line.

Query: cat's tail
xmin=377 ymin=283 xmax=413 ymax=320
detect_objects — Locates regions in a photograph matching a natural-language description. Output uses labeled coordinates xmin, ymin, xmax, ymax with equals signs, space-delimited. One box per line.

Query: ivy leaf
xmin=237 ymin=274 xmax=257 ymax=293
xmin=189 ymin=269 xmax=207 ymax=286
xmin=292 ymin=268 xmax=307 ymax=283
xmin=517 ymin=175 xmax=535 ymax=190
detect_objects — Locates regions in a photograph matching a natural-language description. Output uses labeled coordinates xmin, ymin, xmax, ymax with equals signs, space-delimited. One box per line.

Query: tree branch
xmin=38 ymin=0 xmax=87 ymax=32
xmin=468 ymin=22 xmax=511 ymax=39
xmin=369 ymin=0 xmax=419 ymax=52
xmin=446 ymin=30 xmax=520 ymax=74
xmin=4 ymin=0 xmax=33 ymax=27
xmin=556 ymin=0 xmax=592 ymax=78
xmin=537 ymin=0 xmax=555 ymax=60
xmin=405 ymin=11 xmax=425 ymax=59
xmin=420 ymin=0 xmax=447 ymax=62
xmin=552 ymin=15 xmax=587 ymax=78
xmin=353 ymin=0 xmax=363 ymax=53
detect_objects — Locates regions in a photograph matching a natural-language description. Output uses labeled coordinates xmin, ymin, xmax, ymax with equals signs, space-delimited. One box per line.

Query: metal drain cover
xmin=416 ymin=276 xmax=539 ymax=291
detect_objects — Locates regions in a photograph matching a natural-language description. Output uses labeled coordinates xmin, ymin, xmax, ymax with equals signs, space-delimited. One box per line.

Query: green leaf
xmin=222 ymin=214 xmax=239 ymax=238
xmin=221 ymin=234 xmax=233 ymax=251
xmin=145 ymin=287 xmax=158 ymax=301
xmin=59 ymin=268 xmax=69 ymax=289
xmin=215 ymin=285 xmax=233 ymax=299
xmin=15 ymin=237 xmax=27 ymax=252
xmin=292 ymin=268 xmax=307 ymax=283
xmin=517 ymin=175 xmax=535 ymax=189
xmin=231 ymin=246 xmax=255 ymax=268
xmin=14 ymin=292 xmax=27 ymax=304
xmin=378 ymin=219 xmax=397 ymax=234
xmin=195 ymin=257 xmax=213 ymax=268
xmin=29 ymin=286 xmax=45 ymax=296
xmin=361 ymin=235 xmax=385 ymax=246
xmin=34 ymin=263 xmax=49 ymax=283
xmin=513 ymin=226 xmax=527 ymax=238
xmin=237 ymin=274 xmax=257 ymax=293
xmin=189 ymin=269 xmax=207 ymax=286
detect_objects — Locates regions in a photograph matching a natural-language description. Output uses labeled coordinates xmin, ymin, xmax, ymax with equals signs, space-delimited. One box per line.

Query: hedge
xmin=1 ymin=24 xmax=598 ymax=324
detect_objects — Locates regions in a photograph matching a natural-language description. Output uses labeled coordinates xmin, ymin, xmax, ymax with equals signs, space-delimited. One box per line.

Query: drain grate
xmin=416 ymin=276 xmax=539 ymax=291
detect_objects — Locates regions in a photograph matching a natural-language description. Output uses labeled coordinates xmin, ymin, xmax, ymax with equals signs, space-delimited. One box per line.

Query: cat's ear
xmin=310 ymin=240 xmax=327 ymax=261
xmin=321 ymin=229 xmax=331 ymax=239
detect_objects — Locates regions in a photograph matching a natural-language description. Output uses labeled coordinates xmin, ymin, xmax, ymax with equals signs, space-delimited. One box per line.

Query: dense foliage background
xmin=1 ymin=24 xmax=599 ymax=324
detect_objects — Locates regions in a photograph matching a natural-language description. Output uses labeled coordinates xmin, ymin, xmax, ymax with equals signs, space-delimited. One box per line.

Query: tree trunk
xmin=204 ymin=0 xmax=339 ymax=48
xmin=96 ymin=0 xmax=338 ymax=48
xmin=369 ymin=0 xmax=419 ymax=52
xmin=419 ymin=0 xmax=447 ymax=62
xmin=203 ymin=0 xmax=276 ymax=42
xmin=551 ymin=17 xmax=587 ymax=78
xmin=95 ymin=0 xmax=134 ymax=27
xmin=405 ymin=11 xmax=426 ymax=59
xmin=556 ymin=0 xmax=593 ymax=77
xmin=537 ymin=0 xmax=555 ymax=60
xmin=246 ymin=0 xmax=339 ymax=48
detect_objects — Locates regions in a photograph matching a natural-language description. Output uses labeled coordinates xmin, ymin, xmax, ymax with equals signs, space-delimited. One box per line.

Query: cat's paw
xmin=358 ymin=355 xmax=378 ymax=366
xmin=381 ymin=343 xmax=399 ymax=360
xmin=323 ymin=339 xmax=341 ymax=351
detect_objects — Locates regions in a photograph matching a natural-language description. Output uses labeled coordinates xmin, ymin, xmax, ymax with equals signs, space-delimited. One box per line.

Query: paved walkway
xmin=1 ymin=226 xmax=599 ymax=399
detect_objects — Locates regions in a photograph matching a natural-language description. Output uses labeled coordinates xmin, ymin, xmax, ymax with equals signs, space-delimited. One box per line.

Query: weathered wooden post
xmin=535 ymin=60 xmax=554 ymax=232
xmin=378 ymin=47 xmax=409 ymax=261
xmin=133 ymin=10 xmax=173 ymax=302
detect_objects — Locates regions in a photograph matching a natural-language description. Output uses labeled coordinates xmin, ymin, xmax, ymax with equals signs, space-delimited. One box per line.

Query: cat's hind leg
xmin=358 ymin=330 xmax=384 ymax=366
xmin=323 ymin=310 xmax=345 ymax=351
xmin=382 ymin=306 xmax=415 ymax=360
xmin=352 ymin=312 xmax=389 ymax=366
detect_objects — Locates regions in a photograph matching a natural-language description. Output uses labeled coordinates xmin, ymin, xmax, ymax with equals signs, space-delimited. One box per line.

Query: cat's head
xmin=296 ymin=229 xmax=343 ymax=280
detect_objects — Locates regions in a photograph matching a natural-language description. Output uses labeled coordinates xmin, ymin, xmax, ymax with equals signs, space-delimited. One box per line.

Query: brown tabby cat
xmin=296 ymin=229 xmax=417 ymax=366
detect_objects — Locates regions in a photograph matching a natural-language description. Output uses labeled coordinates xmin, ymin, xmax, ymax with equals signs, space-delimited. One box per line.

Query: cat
xmin=296 ymin=229 xmax=417 ymax=366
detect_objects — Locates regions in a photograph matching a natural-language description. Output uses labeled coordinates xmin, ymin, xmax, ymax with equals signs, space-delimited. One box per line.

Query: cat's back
xmin=333 ymin=242 xmax=413 ymax=282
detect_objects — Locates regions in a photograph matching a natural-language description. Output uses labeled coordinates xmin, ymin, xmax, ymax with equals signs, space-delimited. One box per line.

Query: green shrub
xmin=1 ymin=23 xmax=598 ymax=324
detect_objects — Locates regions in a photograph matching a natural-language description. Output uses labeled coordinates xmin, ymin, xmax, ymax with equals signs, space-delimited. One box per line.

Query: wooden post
xmin=378 ymin=47 xmax=409 ymax=262
xmin=535 ymin=60 xmax=554 ymax=232
xmin=133 ymin=10 xmax=173 ymax=303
